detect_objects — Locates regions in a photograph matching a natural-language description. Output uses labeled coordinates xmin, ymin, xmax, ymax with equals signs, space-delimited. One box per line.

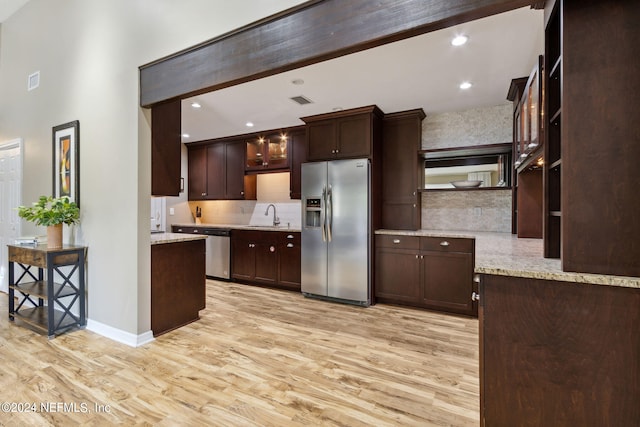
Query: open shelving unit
xmin=543 ymin=1 xmax=562 ymax=258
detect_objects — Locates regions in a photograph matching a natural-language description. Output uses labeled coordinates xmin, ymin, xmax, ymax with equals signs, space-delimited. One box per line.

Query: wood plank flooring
xmin=0 ymin=281 xmax=479 ymax=426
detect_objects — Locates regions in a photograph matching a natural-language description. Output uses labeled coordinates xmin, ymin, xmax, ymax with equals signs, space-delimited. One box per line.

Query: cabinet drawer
xmin=420 ymin=236 xmax=474 ymax=253
xmin=280 ymin=232 xmax=300 ymax=246
xmin=376 ymin=234 xmax=420 ymax=250
xmin=172 ymin=226 xmax=199 ymax=234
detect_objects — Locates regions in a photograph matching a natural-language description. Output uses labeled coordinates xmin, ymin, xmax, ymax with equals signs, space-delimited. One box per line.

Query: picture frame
xmin=52 ymin=120 xmax=80 ymax=207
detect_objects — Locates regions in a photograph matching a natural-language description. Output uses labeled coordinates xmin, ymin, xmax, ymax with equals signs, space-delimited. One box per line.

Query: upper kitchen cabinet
xmin=302 ymin=105 xmax=383 ymax=161
xmin=151 ymin=99 xmax=181 ymax=196
xmin=382 ymin=109 xmax=426 ymax=230
xmin=245 ymin=131 xmax=290 ymax=172
xmin=187 ymin=140 xmax=256 ymax=201
xmin=288 ymin=127 xmax=306 ymax=200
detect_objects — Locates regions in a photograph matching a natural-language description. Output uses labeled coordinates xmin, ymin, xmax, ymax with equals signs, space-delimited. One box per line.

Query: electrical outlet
xmin=169 ymin=208 xmax=175 ymax=215
xmin=474 ymin=207 xmax=482 ymax=217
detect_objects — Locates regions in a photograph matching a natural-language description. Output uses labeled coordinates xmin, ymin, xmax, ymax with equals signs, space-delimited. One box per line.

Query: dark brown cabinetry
xmin=302 ymin=105 xmax=383 ymax=161
xmin=288 ymin=127 xmax=306 ymax=200
xmin=187 ymin=141 xmax=256 ymax=201
xmin=375 ymin=234 xmax=476 ymax=316
xmin=381 ymin=109 xmax=425 ymax=230
xmin=245 ymin=132 xmax=290 ymax=172
xmin=479 ymin=273 xmax=640 ymax=426
xmin=231 ymin=230 xmax=301 ymax=291
xmin=151 ymin=98 xmax=181 ymax=196
xmin=151 ymin=239 xmax=206 ymax=336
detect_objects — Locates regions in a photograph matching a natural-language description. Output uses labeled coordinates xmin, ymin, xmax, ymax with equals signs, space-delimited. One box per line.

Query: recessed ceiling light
xmin=291 ymin=78 xmax=304 ymax=85
xmin=182 ymin=133 xmax=190 ymax=138
xmin=459 ymin=81 xmax=472 ymax=90
xmin=451 ymin=35 xmax=468 ymax=46
xmin=190 ymin=102 xmax=201 ymax=109
xmin=246 ymin=122 xmax=254 ymax=127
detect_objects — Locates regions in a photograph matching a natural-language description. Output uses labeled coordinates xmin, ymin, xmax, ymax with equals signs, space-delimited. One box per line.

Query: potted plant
xmin=17 ymin=196 xmax=80 ymax=248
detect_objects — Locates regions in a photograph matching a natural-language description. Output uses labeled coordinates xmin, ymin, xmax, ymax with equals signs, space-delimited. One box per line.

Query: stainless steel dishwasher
xmin=202 ymin=228 xmax=231 ymax=279
xmin=172 ymin=226 xmax=230 ymax=279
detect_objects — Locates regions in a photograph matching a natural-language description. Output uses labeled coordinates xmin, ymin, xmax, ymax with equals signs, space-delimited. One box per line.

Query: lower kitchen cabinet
xmin=375 ymin=234 xmax=477 ymax=316
xmin=479 ymin=273 xmax=640 ymax=426
xmin=151 ymin=238 xmax=206 ymax=336
xmin=231 ymin=230 xmax=301 ymax=291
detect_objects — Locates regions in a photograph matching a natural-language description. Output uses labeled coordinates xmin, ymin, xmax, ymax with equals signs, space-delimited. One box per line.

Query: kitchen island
xmin=151 ymin=233 xmax=207 ymax=336
xmin=377 ymin=229 xmax=640 ymax=425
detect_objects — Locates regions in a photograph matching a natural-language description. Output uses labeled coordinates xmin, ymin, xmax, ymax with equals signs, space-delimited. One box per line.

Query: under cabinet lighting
xmin=182 ymin=133 xmax=190 ymax=138
xmin=190 ymin=102 xmax=201 ymax=109
xmin=459 ymin=81 xmax=472 ymax=90
xmin=451 ymin=35 xmax=468 ymax=46
xmin=246 ymin=122 xmax=254 ymax=127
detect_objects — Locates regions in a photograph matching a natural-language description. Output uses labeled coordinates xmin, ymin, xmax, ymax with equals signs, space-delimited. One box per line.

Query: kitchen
xmin=1 ymin=0 xmax=638 ymax=425
xmin=146 ymin=1 xmax=640 ymax=425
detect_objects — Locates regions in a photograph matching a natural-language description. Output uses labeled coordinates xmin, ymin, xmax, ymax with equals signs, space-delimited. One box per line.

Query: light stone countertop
xmin=150 ymin=232 xmax=208 ymax=245
xmin=375 ymin=229 xmax=640 ymax=289
xmin=171 ymin=223 xmax=302 ymax=233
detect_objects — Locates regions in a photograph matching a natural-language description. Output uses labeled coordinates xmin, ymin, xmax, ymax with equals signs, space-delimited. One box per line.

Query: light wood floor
xmin=0 ymin=281 xmax=479 ymax=426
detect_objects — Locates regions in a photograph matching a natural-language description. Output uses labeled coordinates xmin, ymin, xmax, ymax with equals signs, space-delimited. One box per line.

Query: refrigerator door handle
xmin=327 ymin=185 xmax=333 ymax=242
xmin=321 ymin=186 xmax=327 ymax=242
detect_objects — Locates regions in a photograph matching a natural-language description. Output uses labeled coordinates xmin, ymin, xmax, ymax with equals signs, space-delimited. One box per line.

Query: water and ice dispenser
xmin=305 ymin=198 xmax=321 ymax=228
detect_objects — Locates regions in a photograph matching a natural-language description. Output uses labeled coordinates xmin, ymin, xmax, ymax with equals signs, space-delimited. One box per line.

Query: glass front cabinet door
xmin=246 ymin=132 xmax=290 ymax=171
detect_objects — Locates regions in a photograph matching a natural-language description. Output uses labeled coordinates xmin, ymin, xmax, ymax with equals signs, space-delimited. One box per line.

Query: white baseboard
xmin=86 ymin=319 xmax=155 ymax=347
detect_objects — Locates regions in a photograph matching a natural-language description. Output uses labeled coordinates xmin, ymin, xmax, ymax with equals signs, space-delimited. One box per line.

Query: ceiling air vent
xmin=27 ymin=71 xmax=40 ymax=91
xmin=290 ymin=95 xmax=313 ymax=105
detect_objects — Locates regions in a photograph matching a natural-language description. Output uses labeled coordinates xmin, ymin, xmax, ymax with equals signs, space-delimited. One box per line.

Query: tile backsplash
xmin=422 ymin=190 xmax=512 ymax=233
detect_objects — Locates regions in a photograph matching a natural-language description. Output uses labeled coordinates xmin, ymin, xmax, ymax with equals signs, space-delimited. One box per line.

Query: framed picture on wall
xmin=52 ymin=120 xmax=80 ymax=207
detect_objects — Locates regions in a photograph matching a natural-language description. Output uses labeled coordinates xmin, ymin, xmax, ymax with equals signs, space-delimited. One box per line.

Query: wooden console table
xmin=8 ymin=244 xmax=86 ymax=338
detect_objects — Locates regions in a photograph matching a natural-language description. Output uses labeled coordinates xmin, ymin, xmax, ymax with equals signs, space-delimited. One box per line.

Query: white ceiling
xmin=0 ymin=0 xmax=29 ymax=22
xmin=182 ymin=6 xmax=544 ymax=142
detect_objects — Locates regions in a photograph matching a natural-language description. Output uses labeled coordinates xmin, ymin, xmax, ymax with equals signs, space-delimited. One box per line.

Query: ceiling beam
xmin=139 ymin=0 xmax=537 ymax=107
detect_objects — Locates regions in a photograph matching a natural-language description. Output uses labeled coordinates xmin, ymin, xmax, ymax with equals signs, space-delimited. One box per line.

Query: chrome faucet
xmin=265 ymin=204 xmax=280 ymax=227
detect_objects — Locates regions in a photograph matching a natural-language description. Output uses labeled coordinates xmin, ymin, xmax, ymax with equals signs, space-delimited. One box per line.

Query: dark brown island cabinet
xmin=479 ymin=273 xmax=640 ymax=426
xmin=375 ymin=234 xmax=476 ymax=317
xmin=231 ymin=230 xmax=301 ymax=291
xmin=151 ymin=238 xmax=206 ymax=336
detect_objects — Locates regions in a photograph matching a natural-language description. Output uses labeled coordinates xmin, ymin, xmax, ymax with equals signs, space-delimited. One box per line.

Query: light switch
xmin=169 ymin=208 xmax=175 ymax=215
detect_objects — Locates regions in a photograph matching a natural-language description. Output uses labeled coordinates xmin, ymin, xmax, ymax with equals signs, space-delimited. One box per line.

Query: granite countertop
xmin=150 ymin=232 xmax=208 ymax=245
xmin=375 ymin=229 xmax=640 ymax=289
xmin=171 ymin=223 xmax=302 ymax=233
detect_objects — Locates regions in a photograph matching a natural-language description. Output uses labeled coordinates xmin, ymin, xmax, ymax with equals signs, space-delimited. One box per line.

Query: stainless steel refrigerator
xmin=301 ymin=158 xmax=370 ymax=306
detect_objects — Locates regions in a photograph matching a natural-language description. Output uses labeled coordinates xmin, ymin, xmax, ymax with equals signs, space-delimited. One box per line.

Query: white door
xmin=0 ymin=139 xmax=22 ymax=293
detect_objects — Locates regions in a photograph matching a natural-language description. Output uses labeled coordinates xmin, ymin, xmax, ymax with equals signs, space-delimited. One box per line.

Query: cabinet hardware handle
xmin=287 ymin=243 xmax=294 ymax=248
xmin=393 ymin=239 xmax=400 ymax=244
xmin=471 ymin=292 xmax=480 ymax=302
xmin=270 ymin=246 xmax=276 ymax=252
xmin=193 ymin=230 xmax=198 ymax=233
xmin=413 ymin=204 xmax=416 ymax=208
xmin=440 ymin=241 xmax=450 ymax=247
xmin=264 ymin=162 xmax=268 ymax=166
xmin=473 ymin=275 xmax=481 ymax=283
xmin=287 ymin=235 xmax=294 ymax=239
xmin=336 ymin=149 xmax=339 ymax=153
xmin=331 ymin=150 xmax=335 ymax=154
xmin=202 ymin=192 xmax=206 ymax=196
xmin=420 ymin=255 xmax=424 ymax=259
xmin=177 ymin=228 xmax=183 ymax=232
xmin=415 ymin=255 xmax=419 ymax=259
xmin=241 ymin=191 xmax=244 ymax=195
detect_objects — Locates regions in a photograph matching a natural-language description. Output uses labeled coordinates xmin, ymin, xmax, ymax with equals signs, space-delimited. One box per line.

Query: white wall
xmin=0 ymin=0 xmax=305 ymax=343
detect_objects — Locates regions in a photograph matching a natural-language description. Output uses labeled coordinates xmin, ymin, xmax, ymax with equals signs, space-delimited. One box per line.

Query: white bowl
xmin=450 ymin=180 xmax=482 ymax=188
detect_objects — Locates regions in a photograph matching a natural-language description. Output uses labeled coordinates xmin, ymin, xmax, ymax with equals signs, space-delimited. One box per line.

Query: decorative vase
xmin=47 ymin=224 xmax=63 ymax=249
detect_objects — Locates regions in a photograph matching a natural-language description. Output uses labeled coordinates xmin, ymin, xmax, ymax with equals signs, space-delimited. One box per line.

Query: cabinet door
xmin=254 ymin=237 xmax=278 ymax=285
xmin=151 ymin=99 xmax=181 ymax=196
xmin=375 ymin=247 xmax=420 ymax=304
xmin=225 ymin=140 xmax=246 ymax=199
xmin=279 ymin=232 xmax=301 ymax=290
xmin=289 ymin=129 xmax=306 ymax=199
xmin=206 ymin=143 xmax=225 ymax=199
xmin=306 ymin=120 xmax=336 ymax=161
xmin=231 ymin=233 xmax=255 ymax=282
xmin=188 ymin=146 xmax=207 ymax=200
xmin=336 ymin=114 xmax=371 ymax=158
xmin=421 ymin=251 xmax=475 ymax=316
